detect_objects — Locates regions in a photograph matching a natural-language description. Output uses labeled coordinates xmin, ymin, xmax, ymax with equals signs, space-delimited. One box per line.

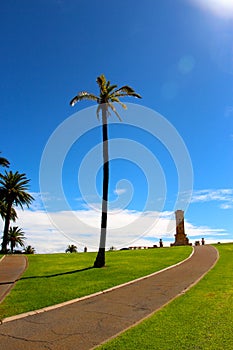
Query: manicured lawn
xmin=0 ymin=247 xmax=191 ymax=319
xmin=97 ymin=243 xmax=233 ymax=350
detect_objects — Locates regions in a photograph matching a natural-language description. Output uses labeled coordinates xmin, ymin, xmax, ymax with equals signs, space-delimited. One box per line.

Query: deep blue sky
xmin=1 ymin=0 xmax=233 ymax=252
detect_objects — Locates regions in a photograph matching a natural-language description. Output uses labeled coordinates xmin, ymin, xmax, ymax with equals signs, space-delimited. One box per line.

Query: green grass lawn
xmin=97 ymin=243 xmax=233 ymax=350
xmin=0 ymin=246 xmax=191 ymax=319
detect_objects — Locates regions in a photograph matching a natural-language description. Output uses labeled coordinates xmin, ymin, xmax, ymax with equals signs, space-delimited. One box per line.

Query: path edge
xmin=0 ymin=256 xmax=6 ymax=263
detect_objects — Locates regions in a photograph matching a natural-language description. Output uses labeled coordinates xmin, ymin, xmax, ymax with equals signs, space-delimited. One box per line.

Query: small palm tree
xmin=0 ymin=171 xmax=34 ymax=253
xmin=7 ymin=226 xmax=26 ymax=253
xmin=24 ymin=245 xmax=35 ymax=254
xmin=70 ymin=74 xmax=141 ymax=267
xmin=65 ymin=244 xmax=78 ymax=253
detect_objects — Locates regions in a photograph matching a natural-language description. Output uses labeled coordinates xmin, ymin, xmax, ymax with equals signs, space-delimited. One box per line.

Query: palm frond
xmin=107 ymin=84 xmax=118 ymax=95
xmin=96 ymin=104 xmax=102 ymax=121
xmin=10 ymin=207 xmax=17 ymax=221
xmin=115 ymin=85 xmax=135 ymax=93
xmin=15 ymin=191 xmax=34 ymax=209
xmin=119 ymin=101 xmax=127 ymax=109
xmin=96 ymin=74 xmax=107 ymax=93
xmin=110 ymin=96 xmax=127 ymax=110
xmin=108 ymin=103 xmax=122 ymax=121
xmin=115 ymin=91 xmax=142 ymax=99
xmin=114 ymin=85 xmax=142 ymax=99
xmin=0 ymin=152 xmax=10 ymax=168
xmin=70 ymin=92 xmax=98 ymax=106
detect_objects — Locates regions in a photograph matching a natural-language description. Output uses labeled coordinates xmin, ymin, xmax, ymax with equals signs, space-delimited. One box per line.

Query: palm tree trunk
xmin=1 ymin=203 xmax=12 ymax=253
xmin=94 ymin=106 xmax=109 ymax=268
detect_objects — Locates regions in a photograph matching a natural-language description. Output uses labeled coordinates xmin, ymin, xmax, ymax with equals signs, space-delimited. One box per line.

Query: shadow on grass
xmin=0 ymin=266 xmax=94 ymax=285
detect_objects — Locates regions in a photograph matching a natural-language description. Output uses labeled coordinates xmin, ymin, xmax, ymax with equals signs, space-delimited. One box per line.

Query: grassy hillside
xmin=0 ymin=246 xmax=192 ymax=319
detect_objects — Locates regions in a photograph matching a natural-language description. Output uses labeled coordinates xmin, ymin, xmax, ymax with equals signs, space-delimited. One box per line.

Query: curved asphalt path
xmin=0 ymin=255 xmax=28 ymax=303
xmin=0 ymin=245 xmax=218 ymax=350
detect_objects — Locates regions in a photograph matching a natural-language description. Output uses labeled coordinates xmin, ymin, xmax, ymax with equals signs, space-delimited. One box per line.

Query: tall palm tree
xmin=0 ymin=171 xmax=34 ymax=253
xmin=7 ymin=226 xmax=25 ymax=253
xmin=70 ymin=74 xmax=141 ymax=267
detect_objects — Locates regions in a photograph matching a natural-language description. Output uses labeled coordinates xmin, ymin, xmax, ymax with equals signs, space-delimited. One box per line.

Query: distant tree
xmin=70 ymin=74 xmax=141 ymax=267
xmin=0 ymin=171 xmax=34 ymax=253
xmin=65 ymin=244 xmax=78 ymax=253
xmin=24 ymin=245 xmax=35 ymax=254
xmin=7 ymin=226 xmax=26 ymax=253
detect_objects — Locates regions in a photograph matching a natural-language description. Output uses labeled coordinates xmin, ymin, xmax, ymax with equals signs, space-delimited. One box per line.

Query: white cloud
xmin=0 ymin=207 xmax=230 ymax=254
xmin=184 ymin=221 xmax=227 ymax=238
xmin=28 ymin=192 xmax=46 ymax=211
xmin=114 ymin=188 xmax=127 ymax=196
xmin=191 ymin=189 xmax=233 ymax=209
xmin=220 ymin=204 xmax=233 ymax=210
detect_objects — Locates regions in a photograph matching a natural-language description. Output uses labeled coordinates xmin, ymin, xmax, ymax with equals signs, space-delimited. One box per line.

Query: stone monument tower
xmin=171 ymin=210 xmax=190 ymax=246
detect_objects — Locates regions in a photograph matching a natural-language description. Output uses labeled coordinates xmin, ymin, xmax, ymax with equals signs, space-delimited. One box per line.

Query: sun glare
xmin=191 ymin=0 xmax=233 ymax=18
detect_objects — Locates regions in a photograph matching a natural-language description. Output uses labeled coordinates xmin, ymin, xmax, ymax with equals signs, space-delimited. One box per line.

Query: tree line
xmin=0 ymin=152 xmax=35 ymax=254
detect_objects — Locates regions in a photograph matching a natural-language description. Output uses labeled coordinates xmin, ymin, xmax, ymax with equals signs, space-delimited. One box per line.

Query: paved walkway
xmin=0 ymin=255 xmax=28 ymax=303
xmin=0 ymin=245 xmax=218 ymax=350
